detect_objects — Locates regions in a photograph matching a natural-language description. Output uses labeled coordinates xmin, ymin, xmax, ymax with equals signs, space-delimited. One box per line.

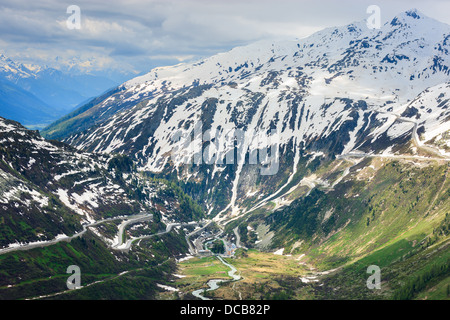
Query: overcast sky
xmin=1 ymin=0 xmax=450 ymax=81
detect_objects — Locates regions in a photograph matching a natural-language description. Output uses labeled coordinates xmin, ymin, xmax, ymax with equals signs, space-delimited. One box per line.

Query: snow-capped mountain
xmin=0 ymin=54 xmax=118 ymax=128
xmin=45 ymin=9 xmax=450 ymax=219
xmin=0 ymin=54 xmax=39 ymax=80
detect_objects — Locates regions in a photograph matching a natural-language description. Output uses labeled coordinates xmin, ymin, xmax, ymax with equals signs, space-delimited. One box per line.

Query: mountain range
xmin=0 ymin=54 xmax=118 ymax=129
xmin=43 ymin=9 xmax=450 ymax=219
xmin=0 ymin=9 xmax=449 ymax=300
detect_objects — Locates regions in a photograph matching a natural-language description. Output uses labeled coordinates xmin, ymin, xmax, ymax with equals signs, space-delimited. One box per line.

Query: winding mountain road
xmin=113 ymin=221 xmax=198 ymax=251
xmin=0 ymin=212 xmax=154 ymax=255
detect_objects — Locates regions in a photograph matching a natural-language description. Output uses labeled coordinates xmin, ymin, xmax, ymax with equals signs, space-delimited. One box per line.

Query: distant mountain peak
xmin=390 ymin=8 xmax=431 ymax=26
xmin=404 ymin=8 xmax=422 ymax=19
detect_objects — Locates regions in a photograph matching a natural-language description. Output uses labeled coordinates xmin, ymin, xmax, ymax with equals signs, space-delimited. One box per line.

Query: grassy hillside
xmin=218 ymin=157 xmax=450 ymax=299
xmin=0 ymin=228 xmax=189 ymax=300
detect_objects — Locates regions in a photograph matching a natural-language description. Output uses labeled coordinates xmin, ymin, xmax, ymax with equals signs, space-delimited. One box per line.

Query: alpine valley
xmin=0 ymin=53 xmax=118 ymax=129
xmin=1 ymin=9 xmax=449 ymax=300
